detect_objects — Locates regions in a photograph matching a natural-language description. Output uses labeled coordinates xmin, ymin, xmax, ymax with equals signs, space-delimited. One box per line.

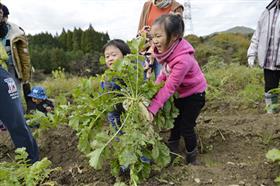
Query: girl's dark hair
xmin=102 ymin=39 xmax=131 ymax=56
xmin=153 ymin=14 xmax=185 ymax=44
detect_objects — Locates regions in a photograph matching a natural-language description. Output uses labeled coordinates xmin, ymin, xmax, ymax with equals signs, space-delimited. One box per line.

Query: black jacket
xmin=29 ymin=99 xmax=54 ymax=115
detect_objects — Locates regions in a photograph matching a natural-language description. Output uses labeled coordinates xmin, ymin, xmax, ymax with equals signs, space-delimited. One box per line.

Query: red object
xmin=147 ymin=4 xmax=171 ymax=27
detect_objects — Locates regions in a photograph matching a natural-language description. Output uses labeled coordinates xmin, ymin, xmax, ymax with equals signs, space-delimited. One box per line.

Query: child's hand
xmin=147 ymin=111 xmax=154 ymax=122
xmin=141 ymin=26 xmax=151 ymax=33
xmin=138 ymin=25 xmax=151 ymax=37
xmin=138 ymin=102 xmax=154 ymax=122
xmin=169 ymin=11 xmax=183 ymax=17
xmin=143 ymin=61 xmax=150 ymax=70
xmin=46 ymin=106 xmax=53 ymax=112
xmin=146 ymin=68 xmax=153 ymax=79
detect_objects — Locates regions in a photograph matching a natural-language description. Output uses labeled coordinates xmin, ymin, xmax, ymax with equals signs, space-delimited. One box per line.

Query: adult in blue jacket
xmin=0 ymin=66 xmax=39 ymax=163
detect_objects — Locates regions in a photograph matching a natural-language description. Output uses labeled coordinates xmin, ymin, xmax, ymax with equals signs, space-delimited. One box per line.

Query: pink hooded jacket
xmin=148 ymin=39 xmax=207 ymax=115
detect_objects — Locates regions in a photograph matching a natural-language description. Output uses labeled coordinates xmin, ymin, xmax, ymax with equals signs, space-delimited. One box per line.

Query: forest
xmin=28 ymin=24 xmax=110 ymax=76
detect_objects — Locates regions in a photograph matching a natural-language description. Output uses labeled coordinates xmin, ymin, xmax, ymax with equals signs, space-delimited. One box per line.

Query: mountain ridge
xmin=222 ymin=26 xmax=255 ymax=34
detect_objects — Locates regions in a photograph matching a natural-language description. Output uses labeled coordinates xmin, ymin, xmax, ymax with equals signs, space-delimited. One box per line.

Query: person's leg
xmin=107 ymin=111 xmax=124 ymax=135
xmin=0 ymin=72 xmax=39 ymax=163
xmin=169 ymin=113 xmax=182 ymax=142
xmin=23 ymin=82 xmax=35 ymax=113
xmin=264 ymin=69 xmax=280 ymax=113
xmin=7 ymin=65 xmax=21 ymax=93
xmin=177 ymin=92 xmax=205 ymax=164
xmin=168 ymin=111 xmax=182 ymax=161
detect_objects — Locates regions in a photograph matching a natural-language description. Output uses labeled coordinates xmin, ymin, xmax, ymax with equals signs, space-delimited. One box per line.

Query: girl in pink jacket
xmin=147 ymin=14 xmax=207 ymax=165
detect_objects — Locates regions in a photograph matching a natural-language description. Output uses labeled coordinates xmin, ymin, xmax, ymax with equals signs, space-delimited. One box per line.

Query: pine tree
xmin=66 ymin=31 xmax=73 ymax=51
xmin=59 ymin=28 xmax=67 ymax=50
xmin=72 ymin=27 xmax=83 ymax=51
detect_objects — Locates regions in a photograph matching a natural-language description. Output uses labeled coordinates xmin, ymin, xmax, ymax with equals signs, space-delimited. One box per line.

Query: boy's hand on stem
xmin=46 ymin=106 xmax=52 ymax=112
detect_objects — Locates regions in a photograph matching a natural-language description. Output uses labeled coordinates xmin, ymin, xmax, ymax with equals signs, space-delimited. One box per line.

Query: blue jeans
xmin=7 ymin=64 xmax=21 ymax=94
xmin=107 ymin=111 xmax=124 ymax=135
xmin=0 ymin=68 xmax=39 ymax=163
xmin=153 ymin=59 xmax=162 ymax=79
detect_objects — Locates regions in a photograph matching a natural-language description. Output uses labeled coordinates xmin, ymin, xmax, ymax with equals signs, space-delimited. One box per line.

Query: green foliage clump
xmin=266 ymin=149 xmax=280 ymax=185
xmin=0 ymin=148 xmax=60 ymax=186
xmin=187 ymin=33 xmax=251 ymax=66
xmin=26 ymin=109 xmax=66 ymax=138
xmin=207 ymin=33 xmax=250 ymax=65
xmin=40 ymin=69 xmax=81 ymax=99
xmin=53 ymin=37 xmax=179 ymax=185
xmin=185 ymin=34 xmax=203 ymax=48
xmin=195 ymin=45 xmax=225 ymax=66
xmin=204 ymin=58 xmax=263 ymax=107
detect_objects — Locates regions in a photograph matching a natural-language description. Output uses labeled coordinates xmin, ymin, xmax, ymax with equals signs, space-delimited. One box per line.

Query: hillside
xmin=223 ymin=26 xmax=255 ymax=34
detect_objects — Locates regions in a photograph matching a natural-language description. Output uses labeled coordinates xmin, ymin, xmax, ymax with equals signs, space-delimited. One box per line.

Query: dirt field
xmin=1 ymin=103 xmax=280 ymax=186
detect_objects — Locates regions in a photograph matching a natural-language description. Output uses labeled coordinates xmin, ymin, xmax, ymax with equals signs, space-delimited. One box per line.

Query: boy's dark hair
xmin=153 ymin=14 xmax=185 ymax=44
xmin=102 ymin=39 xmax=131 ymax=56
xmin=0 ymin=3 xmax=9 ymax=17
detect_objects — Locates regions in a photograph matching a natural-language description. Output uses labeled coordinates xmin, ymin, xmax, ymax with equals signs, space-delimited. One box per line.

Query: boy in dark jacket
xmin=27 ymin=86 xmax=54 ymax=115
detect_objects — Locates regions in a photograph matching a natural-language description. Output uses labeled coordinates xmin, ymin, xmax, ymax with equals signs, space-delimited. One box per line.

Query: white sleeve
xmin=247 ymin=10 xmax=266 ymax=60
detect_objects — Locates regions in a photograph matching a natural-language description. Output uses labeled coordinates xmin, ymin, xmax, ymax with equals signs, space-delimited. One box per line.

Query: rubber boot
xmin=186 ymin=148 xmax=198 ymax=165
xmin=167 ymin=140 xmax=180 ymax=163
xmin=265 ymin=92 xmax=279 ymax=114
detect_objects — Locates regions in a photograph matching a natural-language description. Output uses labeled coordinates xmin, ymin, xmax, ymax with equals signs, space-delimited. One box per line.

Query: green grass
xmin=204 ymin=59 xmax=264 ymax=108
xmin=35 ymin=61 xmax=265 ymax=111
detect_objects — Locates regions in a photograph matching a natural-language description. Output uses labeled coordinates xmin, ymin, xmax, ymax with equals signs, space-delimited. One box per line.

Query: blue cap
xmin=28 ymin=86 xmax=47 ymax=100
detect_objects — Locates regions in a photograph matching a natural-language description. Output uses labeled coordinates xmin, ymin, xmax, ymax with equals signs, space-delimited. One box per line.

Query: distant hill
xmin=202 ymin=26 xmax=255 ymax=38
xmin=223 ymin=26 xmax=255 ymax=34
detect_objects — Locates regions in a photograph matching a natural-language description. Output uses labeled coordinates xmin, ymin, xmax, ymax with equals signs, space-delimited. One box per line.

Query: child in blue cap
xmin=28 ymin=86 xmax=54 ymax=115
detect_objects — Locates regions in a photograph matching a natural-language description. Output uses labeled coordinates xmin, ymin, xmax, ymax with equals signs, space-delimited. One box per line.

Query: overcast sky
xmin=5 ymin=0 xmax=271 ymax=40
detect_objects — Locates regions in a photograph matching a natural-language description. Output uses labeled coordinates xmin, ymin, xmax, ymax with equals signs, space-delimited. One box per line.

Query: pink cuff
xmin=148 ymin=101 xmax=161 ymax=115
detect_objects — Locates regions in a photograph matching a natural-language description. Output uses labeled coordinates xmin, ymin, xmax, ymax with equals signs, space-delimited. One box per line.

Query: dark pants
xmin=7 ymin=64 xmax=21 ymax=94
xmin=107 ymin=103 xmax=125 ymax=135
xmin=22 ymin=82 xmax=36 ymax=113
xmin=0 ymin=68 xmax=39 ymax=163
xmin=169 ymin=92 xmax=205 ymax=152
xmin=108 ymin=111 xmax=124 ymax=135
xmin=264 ymin=69 xmax=280 ymax=92
xmin=8 ymin=64 xmax=34 ymax=113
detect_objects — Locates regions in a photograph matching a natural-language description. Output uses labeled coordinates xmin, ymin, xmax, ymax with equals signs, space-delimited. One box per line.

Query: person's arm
xmin=44 ymin=99 xmax=54 ymax=112
xmin=137 ymin=2 xmax=150 ymax=34
xmin=16 ymin=36 xmax=32 ymax=82
xmin=155 ymin=71 xmax=166 ymax=84
xmin=148 ymin=58 xmax=192 ymax=115
xmin=171 ymin=1 xmax=184 ymax=16
xmin=247 ymin=10 xmax=265 ymax=65
xmin=174 ymin=6 xmax=184 ymax=16
xmin=46 ymin=99 xmax=54 ymax=109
